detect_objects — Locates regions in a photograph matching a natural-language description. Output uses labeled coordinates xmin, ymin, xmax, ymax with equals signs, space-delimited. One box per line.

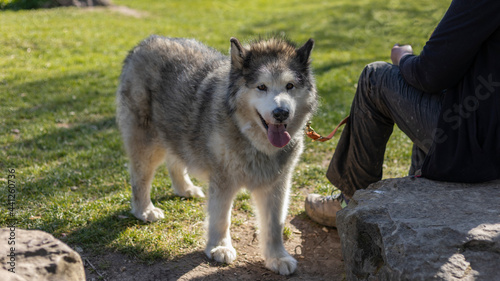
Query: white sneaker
xmin=304 ymin=194 xmax=346 ymax=227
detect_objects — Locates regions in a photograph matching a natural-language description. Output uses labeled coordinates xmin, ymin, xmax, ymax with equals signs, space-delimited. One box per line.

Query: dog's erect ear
xmin=230 ymin=37 xmax=247 ymax=69
xmin=296 ymin=38 xmax=314 ymax=65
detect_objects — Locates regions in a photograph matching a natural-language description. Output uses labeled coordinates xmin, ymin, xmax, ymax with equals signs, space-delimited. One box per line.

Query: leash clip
xmin=304 ymin=116 xmax=350 ymax=142
xmin=305 ymin=122 xmax=327 ymax=141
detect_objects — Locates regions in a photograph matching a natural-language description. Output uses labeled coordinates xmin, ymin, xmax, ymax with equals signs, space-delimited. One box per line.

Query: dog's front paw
xmin=205 ymin=246 xmax=237 ymax=264
xmin=265 ymin=254 xmax=297 ymax=275
xmin=131 ymin=205 xmax=165 ymax=222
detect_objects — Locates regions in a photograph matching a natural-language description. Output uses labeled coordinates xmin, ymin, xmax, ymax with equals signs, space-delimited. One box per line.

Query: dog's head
xmin=227 ymin=37 xmax=318 ymax=154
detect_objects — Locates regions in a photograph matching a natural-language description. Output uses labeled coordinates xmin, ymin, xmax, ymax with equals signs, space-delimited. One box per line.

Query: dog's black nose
xmin=272 ymin=108 xmax=289 ymax=122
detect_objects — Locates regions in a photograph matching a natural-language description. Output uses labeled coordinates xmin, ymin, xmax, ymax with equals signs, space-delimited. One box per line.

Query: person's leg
xmin=306 ymin=62 xmax=442 ymax=227
xmin=408 ymin=144 xmax=427 ymax=176
xmin=326 ymin=61 xmax=443 ymax=198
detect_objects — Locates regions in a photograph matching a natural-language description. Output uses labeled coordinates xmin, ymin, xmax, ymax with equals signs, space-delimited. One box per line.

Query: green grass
xmin=0 ymin=0 xmax=449 ymax=261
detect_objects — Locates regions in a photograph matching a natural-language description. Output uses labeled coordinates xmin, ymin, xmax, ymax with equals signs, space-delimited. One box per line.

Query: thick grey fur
xmin=116 ymin=35 xmax=317 ymax=275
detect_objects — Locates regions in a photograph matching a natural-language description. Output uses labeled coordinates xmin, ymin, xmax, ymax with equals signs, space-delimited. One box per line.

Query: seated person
xmin=306 ymin=0 xmax=500 ymax=227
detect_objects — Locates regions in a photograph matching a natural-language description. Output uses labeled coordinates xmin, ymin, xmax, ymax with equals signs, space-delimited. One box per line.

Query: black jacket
xmin=399 ymin=0 xmax=500 ymax=182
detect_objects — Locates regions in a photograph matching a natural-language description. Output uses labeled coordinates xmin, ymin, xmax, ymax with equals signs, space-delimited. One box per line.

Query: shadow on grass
xmin=3 ymin=68 xmax=123 ymax=203
xmin=63 ymin=209 xmax=139 ymax=254
xmin=6 ymin=116 xmax=124 ymax=204
xmin=8 ymin=70 xmax=116 ymax=123
xmin=47 ymin=194 xmax=204 ymax=257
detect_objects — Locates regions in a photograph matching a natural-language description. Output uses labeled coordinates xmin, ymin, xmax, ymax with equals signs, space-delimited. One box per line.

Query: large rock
xmin=337 ymin=177 xmax=500 ymax=281
xmin=0 ymin=228 xmax=85 ymax=281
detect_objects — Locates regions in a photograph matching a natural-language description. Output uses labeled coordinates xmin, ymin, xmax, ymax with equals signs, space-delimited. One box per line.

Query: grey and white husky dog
xmin=116 ymin=35 xmax=317 ymax=275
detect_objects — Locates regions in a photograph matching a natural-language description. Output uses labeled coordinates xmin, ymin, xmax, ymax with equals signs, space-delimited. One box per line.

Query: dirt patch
xmin=106 ymin=5 xmax=147 ymax=18
xmin=85 ymin=5 xmax=148 ymax=18
xmin=83 ymin=205 xmax=345 ymax=280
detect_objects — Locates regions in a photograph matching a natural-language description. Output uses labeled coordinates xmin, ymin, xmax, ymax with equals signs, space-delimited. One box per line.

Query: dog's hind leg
xmin=204 ymin=176 xmax=239 ymax=264
xmin=251 ymin=180 xmax=297 ymax=275
xmin=126 ymin=134 xmax=166 ymax=222
xmin=165 ymin=154 xmax=205 ymax=198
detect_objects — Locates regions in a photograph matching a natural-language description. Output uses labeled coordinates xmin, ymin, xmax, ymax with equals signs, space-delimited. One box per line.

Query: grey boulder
xmin=337 ymin=177 xmax=500 ymax=281
xmin=0 ymin=228 xmax=85 ymax=281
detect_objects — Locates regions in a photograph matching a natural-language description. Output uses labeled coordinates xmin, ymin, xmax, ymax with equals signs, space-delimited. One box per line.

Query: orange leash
xmin=305 ymin=116 xmax=350 ymax=142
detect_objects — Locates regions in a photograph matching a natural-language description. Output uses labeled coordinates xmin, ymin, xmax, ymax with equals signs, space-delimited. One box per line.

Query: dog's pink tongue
xmin=267 ymin=124 xmax=291 ymax=148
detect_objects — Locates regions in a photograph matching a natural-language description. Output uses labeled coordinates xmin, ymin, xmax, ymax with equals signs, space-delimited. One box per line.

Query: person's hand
xmin=391 ymin=44 xmax=413 ymax=66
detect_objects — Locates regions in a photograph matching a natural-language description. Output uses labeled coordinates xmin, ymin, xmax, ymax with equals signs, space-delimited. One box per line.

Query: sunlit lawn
xmin=0 ymin=0 xmax=449 ymax=260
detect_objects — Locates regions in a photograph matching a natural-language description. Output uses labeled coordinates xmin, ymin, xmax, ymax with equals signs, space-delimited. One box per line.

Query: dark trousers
xmin=326 ymin=62 xmax=443 ymax=198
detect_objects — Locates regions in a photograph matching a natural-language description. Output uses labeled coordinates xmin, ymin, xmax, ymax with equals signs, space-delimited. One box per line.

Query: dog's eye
xmin=286 ymin=83 xmax=294 ymax=90
xmin=257 ymin=84 xmax=268 ymax=91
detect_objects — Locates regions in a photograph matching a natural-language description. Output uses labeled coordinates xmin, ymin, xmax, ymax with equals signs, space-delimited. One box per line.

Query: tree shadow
xmin=7 ymin=70 xmax=116 ymax=125
xmin=5 ymin=116 xmax=123 ymax=205
xmin=3 ymin=69 xmax=124 ymax=203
